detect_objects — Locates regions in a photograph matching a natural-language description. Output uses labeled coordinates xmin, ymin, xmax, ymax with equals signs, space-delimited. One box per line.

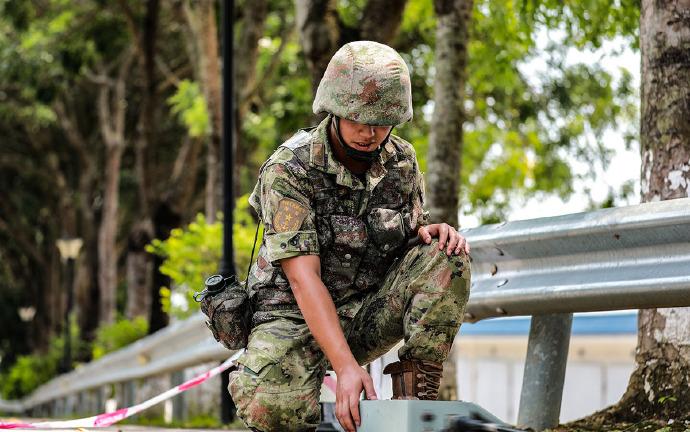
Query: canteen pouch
xmin=200 ymin=280 xmax=251 ymax=350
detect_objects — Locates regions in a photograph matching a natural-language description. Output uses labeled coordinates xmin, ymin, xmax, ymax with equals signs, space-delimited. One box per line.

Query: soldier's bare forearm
xmin=281 ymin=255 xmax=358 ymax=373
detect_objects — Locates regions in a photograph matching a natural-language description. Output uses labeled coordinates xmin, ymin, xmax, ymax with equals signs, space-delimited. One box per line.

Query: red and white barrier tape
xmin=0 ymin=350 xmax=243 ymax=429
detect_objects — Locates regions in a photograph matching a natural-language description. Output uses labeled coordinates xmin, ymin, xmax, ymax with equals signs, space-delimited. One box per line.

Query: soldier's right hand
xmin=335 ymin=362 xmax=377 ymax=432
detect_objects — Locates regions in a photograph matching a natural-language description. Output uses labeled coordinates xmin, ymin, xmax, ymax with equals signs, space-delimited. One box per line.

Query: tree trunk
xmin=426 ymin=0 xmax=473 ymax=227
xmin=296 ymin=0 xmax=341 ymax=99
xmin=149 ymin=202 xmax=181 ymax=333
xmin=124 ymin=0 xmax=159 ymax=323
xmin=359 ymin=0 xmax=408 ymax=43
xmin=95 ymin=51 xmax=134 ymax=325
xmin=182 ymin=0 xmax=223 ymax=222
xmin=622 ymin=0 xmax=690 ymax=419
xmin=587 ymin=0 xmax=690 ymax=423
xmin=296 ymin=0 xmax=408 ymax=122
xmin=125 ymin=220 xmax=153 ymax=319
xmin=98 ymin=144 xmax=124 ymax=325
xmin=53 ymin=96 xmax=100 ymax=340
xmin=234 ymin=0 xmax=268 ymax=197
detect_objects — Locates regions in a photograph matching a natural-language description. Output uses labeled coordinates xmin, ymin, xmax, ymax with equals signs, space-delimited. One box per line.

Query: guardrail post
xmin=517 ymin=313 xmax=573 ymax=431
xmin=172 ymin=370 xmax=186 ymax=422
xmin=96 ymin=386 xmax=104 ymax=414
xmin=124 ymin=381 xmax=136 ymax=418
xmin=77 ymin=391 xmax=84 ymax=416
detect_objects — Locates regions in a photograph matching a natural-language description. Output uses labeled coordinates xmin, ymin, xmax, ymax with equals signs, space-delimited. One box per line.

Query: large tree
xmin=296 ymin=0 xmax=408 ymax=100
xmin=426 ymin=0 xmax=473 ymax=227
xmin=596 ymin=0 xmax=690 ymax=422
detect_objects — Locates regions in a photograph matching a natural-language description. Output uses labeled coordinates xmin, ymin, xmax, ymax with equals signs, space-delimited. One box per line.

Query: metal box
xmin=320 ymin=400 xmax=507 ymax=432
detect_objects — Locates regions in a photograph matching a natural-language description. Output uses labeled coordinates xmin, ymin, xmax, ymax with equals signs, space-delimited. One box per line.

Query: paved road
xmin=0 ymin=418 xmax=248 ymax=431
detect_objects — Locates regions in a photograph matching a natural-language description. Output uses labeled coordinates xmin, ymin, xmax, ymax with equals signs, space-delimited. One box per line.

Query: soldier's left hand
xmin=417 ymin=223 xmax=470 ymax=256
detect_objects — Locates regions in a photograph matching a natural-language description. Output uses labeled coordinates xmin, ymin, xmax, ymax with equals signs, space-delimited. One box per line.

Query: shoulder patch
xmin=273 ymin=198 xmax=309 ymax=233
xmin=280 ymin=130 xmax=311 ymax=150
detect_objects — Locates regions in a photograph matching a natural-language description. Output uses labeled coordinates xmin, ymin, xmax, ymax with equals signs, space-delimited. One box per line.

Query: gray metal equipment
xmin=318 ymin=400 xmax=520 ymax=432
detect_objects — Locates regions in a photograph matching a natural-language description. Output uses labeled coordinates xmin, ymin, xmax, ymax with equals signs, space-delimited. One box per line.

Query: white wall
xmin=452 ymin=335 xmax=636 ymax=424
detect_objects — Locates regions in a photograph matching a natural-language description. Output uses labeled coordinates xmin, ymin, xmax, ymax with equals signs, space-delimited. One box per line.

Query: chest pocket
xmin=366 ymin=208 xmax=409 ymax=254
xmin=322 ymin=215 xmax=368 ymax=288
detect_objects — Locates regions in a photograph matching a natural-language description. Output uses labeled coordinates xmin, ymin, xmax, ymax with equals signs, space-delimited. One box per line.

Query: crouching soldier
xmin=229 ymin=41 xmax=471 ymax=432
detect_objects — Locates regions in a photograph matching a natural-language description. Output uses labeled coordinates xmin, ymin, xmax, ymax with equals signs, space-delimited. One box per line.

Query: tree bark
xmin=296 ymin=0 xmax=341 ymax=99
xmin=95 ymin=50 xmax=135 ymax=325
xmin=234 ymin=0 xmax=268 ymax=197
xmin=182 ymin=0 xmax=223 ymax=221
xmin=55 ymin=91 xmax=100 ymax=342
xmin=426 ymin=0 xmax=473 ymax=227
xmin=360 ymin=0 xmax=408 ymax=43
xmin=585 ymin=0 xmax=690 ymax=423
xmin=122 ymin=0 xmax=159 ymax=322
xmin=125 ymin=220 xmax=153 ymax=319
xmin=622 ymin=0 xmax=690 ymax=419
xmin=149 ymin=202 xmax=181 ymax=333
xmin=296 ymin=0 xmax=408 ymax=117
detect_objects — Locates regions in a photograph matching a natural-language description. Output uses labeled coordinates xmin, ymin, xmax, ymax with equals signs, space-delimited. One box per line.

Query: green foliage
xmin=657 ymin=395 xmax=677 ymax=405
xmin=392 ymin=0 xmax=640 ymax=222
xmin=0 ymin=317 xmax=81 ymax=399
xmin=0 ymin=0 xmax=645 ymax=382
xmin=146 ymin=195 xmax=263 ymax=319
xmin=91 ymin=317 xmax=149 ymax=360
xmin=167 ymin=80 xmax=210 ymax=138
xmin=0 ymin=350 xmax=58 ymax=399
xmin=147 ymin=213 xmax=222 ymax=318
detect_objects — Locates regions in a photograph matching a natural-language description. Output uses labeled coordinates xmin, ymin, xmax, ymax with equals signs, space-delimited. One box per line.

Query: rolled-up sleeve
xmin=411 ymin=161 xmax=430 ymax=230
xmin=249 ymin=160 xmax=319 ymax=262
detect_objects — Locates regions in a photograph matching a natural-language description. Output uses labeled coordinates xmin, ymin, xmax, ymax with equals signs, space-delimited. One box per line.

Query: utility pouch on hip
xmin=198 ymin=276 xmax=250 ymax=350
xmin=195 ymin=222 xmax=261 ymax=350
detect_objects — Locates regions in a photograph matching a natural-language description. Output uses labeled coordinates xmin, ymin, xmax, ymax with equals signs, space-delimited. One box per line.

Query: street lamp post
xmin=219 ymin=0 xmax=237 ymax=424
xmin=56 ymin=237 xmax=83 ymax=374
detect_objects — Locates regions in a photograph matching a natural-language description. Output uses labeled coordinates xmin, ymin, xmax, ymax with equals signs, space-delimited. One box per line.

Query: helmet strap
xmin=332 ymin=116 xmax=386 ymax=164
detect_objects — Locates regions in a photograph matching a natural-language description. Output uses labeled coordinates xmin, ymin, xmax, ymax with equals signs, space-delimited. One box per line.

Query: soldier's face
xmin=338 ymin=118 xmax=393 ymax=152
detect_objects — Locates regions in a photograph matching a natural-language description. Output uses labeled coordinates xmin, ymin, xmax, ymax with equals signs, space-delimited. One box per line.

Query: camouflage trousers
xmin=228 ymin=240 xmax=471 ymax=432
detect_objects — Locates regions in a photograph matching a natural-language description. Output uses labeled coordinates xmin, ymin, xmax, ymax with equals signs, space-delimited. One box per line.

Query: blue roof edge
xmin=459 ymin=311 xmax=638 ymax=336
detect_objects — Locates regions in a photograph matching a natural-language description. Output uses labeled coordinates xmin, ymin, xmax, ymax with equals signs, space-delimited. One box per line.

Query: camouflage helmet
xmin=313 ymin=41 xmax=413 ymax=126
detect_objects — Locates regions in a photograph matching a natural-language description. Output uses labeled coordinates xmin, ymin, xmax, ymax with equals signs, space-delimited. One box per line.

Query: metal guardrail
xmin=3 ymin=198 xmax=690 ymax=428
xmin=465 ymin=197 xmax=690 ymax=321
xmin=1 ymin=313 xmax=228 ymax=413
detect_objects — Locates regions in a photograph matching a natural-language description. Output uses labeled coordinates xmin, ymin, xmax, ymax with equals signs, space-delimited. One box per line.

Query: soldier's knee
xmin=229 ymin=367 xmax=320 ymax=432
xmin=417 ymin=240 xmax=471 ymax=279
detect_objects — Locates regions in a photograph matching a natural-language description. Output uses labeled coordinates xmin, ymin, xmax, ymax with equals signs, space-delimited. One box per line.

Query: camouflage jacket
xmin=247 ymin=115 xmax=429 ymax=313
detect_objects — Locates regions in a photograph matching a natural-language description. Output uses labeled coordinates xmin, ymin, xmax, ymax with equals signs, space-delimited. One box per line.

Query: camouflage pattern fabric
xmin=312 ymin=41 xmax=413 ymax=126
xmin=246 ymin=114 xmax=428 ymax=322
xmin=229 ymin=240 xmax=471 ymax=432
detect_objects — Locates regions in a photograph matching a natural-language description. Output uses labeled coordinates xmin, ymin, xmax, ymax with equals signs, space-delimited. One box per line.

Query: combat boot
xmin=382 ymin=359 xmax=443 ymax=400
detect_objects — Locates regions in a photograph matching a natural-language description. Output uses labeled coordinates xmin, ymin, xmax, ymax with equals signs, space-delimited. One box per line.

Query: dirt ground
xmin=548 ymin=419 xmax=690 ymax=432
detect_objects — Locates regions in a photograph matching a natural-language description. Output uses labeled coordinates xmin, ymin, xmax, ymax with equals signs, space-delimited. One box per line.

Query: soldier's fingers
xmin=363 ymin=375 xmax=378 ymax=400
xmin=335 ymin=397 xmax=345 ymax=428
xmin=447 ymin=229 xmax=459 ymax=255
xmin=350 ymin=395 xmax=361 ymax=427
xmin=438 ymin=224 xmax=449 ymax=250
xmin=465 ymin=241 xmax=471 ymax=254
xmin=418 ymin=226 xmax=432 ymax=244
xmin=337 ymin=399 xmax=354 ymax=432
xmin=454 ymin=235 xmax=466 ymax=255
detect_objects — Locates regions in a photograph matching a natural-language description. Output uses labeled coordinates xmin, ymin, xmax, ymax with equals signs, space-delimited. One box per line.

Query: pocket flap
xmin=367 ymin=208 xmax=407 ymax=251
xmin=239 ymin=349 xmax=278 ymax=376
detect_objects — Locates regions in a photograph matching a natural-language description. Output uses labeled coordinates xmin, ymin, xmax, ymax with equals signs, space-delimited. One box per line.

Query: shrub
xmin=146 ymin=194 xmax=263 ymax=319
xmin=0 ymin=318 xmax=80 ymax=399
xmin=92 ymin=317 xmax=149 ymax=360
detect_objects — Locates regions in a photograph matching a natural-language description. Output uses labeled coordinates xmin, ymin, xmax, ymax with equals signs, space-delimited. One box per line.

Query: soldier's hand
xmin=418 ymin=223 xmax=470 ymax=256
xmin=335 ymin=362 xmax=377 ymax=432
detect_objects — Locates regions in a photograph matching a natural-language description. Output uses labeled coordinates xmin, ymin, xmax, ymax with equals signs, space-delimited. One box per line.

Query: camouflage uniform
xmin=228 ymin=41 xmax=471 ymax=432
